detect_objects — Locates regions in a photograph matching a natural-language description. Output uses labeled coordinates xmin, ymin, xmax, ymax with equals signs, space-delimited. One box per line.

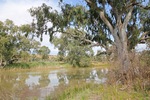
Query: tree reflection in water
xmin=0 ymin=68 xmax=108 ymax=99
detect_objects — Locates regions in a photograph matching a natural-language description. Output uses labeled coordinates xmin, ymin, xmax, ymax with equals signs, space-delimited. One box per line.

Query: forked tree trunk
xmin=98 ymin=6 xmax=133 ymax=73
xmin=114 ymin=9 xmax=133 ymax=74
xmin=116 ymin=40 xmax=131 ymax=73
xmin=115 ymin=23 xmax=131 ymax=74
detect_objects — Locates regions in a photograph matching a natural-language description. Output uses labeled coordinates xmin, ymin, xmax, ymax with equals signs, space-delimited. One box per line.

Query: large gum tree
xmin=29 ymin=0 xmax=150 ymax=73
xmin=0 ymin=19 xmax=41 ymax=66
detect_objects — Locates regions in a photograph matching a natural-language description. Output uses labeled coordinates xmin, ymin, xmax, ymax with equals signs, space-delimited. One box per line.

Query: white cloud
xmin=0 ymin=0 xmax=60 ymax=25
xmin=0 ymin=0 xmax=60 ymax=55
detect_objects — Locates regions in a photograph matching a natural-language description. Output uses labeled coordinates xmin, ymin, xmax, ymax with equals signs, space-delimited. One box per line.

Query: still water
xmin=0 ymin=67 xmax=108 ymax=100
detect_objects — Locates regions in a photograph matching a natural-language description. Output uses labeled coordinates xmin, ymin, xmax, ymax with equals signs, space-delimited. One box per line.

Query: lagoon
xmin=0 ymin=67 xmax=108 ymax=100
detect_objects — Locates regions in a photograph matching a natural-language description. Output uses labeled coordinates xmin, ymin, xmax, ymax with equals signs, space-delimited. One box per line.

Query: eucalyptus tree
xmin=0 ymin=19 xmax=19 ymax=65
xmin=53 ymin=28 xmax=94 ymax=67
xmin=29 ymin=0 xmax=150 ymax=73
xmin=0 ymin=19 xmax=41 ymax=66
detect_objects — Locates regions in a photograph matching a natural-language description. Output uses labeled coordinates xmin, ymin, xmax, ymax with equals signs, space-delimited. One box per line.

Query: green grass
xmin=91 ymin=61 xmax=110 ymax=68
xmin=46 ymin=82 xmax=150 ymax=100
xmin=3 ymin=60 xmax=110 ymax=70
xmin=5 ymin=62 xmax=30 ymax=69
xmin=4 ymin=61 xmax=71 ymax=69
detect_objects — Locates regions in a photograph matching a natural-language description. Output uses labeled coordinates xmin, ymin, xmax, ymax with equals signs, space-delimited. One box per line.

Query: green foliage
xmin=5 ymin=61 xmax=50 ymax=69
xmin=5 ymin=62 xmax=30 ymax=69
xmin=66 ymin=45 xmax=92 ymax=67
xmin=29 ymin=2 xmax=112 ymax=49
xmin=20 ymin=51 xmax=31 ymax=62
xmin=37 ymin=46 xmax=50 ymax=60
xmin=29 ymin=0 xmax=150 ymax=51
xmin=20 ymin=24 xmax=33 ymax=37
xmin=4 ymin=61 xmax=71 ymax=69
xmin=29 ymin=0 xmax=150 ymax=70
xmin=38 ymin=46 xmax=50 ymax=55
xmin=0 ymin=20 xmax=41 ymax=66
xmin=53 ymin=29 xmax=93 ymax=67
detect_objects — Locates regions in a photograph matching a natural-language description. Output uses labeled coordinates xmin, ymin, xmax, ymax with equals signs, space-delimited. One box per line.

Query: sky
xmin=0 ymin=0 xmax=146 ymax=55
xmin=0 ymin=0 xmax=60 ymax=55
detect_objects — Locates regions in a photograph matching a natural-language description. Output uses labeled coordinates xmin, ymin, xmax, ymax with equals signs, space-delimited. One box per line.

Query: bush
xmin=79 ymin=57 xmax=91 ymax=67
xmin=66 ymin=54 xmax=92 ymax=67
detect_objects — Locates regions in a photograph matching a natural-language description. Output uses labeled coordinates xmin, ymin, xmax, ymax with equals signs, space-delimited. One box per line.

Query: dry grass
xmin=107 ymin=51 xmax=150 ymax=93
xmin=91 ymin=61 xmax=110 ymax=69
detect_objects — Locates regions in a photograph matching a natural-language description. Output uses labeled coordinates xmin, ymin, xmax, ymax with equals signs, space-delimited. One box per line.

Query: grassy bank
xmin=43 ymin=61 xmax=150 ymax=100
xmin=46 ymin=82 xmax=150 ymax=100
xmin=91 ymin=61 xmax=110 ymax=68
xmin=2 ymin=61 xmax=110 ymax=70
xmin=4 ymin=61 xmax=71 ymax=69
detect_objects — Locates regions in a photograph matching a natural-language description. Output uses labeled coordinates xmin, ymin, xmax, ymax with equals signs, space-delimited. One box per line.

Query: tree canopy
xmin=0 ymin=19 xmax=41 ymax=66
xmin=53 ymin=28 xmax=93 ymax=67
xmin=29 ymin=0 xmax=150 ymax=71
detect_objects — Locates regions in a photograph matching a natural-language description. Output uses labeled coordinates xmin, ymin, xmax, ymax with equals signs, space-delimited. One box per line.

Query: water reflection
xmin=0 ymin=68 xmax=108 ymax=99
xmin=25 ymin=75 xmax=41 ymax=89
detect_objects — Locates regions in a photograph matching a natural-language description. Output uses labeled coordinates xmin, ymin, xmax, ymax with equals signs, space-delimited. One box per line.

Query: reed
xmin=46 ymin=81 xmax=149 ymax=100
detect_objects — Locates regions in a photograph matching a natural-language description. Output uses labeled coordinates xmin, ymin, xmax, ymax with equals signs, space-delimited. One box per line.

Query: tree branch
xmin=89 ymin=42 xmax=106 ymax=49
xmin=99 ymin=10 xmax=114 ymax=34
xmin=60 ymin=29 xmax=108 ymax=49
xmin=123 ymin=7 xmax=133 ymax=30
xmin=85 ymin=0 xmax=114 ymax=34
xmin=132 ymin=3 xmax=150 ymax=10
